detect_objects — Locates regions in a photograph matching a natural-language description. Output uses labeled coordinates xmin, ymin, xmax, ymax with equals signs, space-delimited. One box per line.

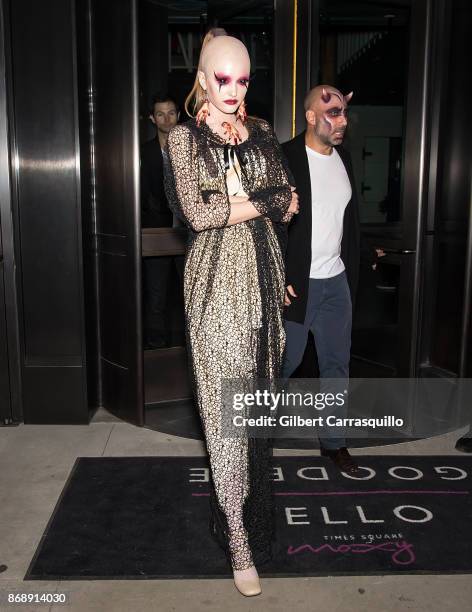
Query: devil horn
xmin=344 ymin=91 xmax=354 ymax=103
xmin=321 ymin=88 xmax=331 ymax=103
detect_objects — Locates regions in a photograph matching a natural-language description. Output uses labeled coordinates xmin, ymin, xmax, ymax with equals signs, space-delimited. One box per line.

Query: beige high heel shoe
xmin=233 ymin=566 xmax=262 ymax=596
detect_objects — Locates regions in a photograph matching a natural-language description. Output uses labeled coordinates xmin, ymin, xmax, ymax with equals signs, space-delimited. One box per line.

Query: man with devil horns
xmin=281 ymin=85 xmax=383 ymax=474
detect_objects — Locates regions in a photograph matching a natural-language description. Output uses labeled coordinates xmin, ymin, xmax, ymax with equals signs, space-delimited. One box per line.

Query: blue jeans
xmin=282 ymin=270 xmax=352 ymax=449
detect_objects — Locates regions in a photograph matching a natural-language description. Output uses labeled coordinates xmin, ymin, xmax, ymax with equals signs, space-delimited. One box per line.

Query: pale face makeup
xmin=198 ymin=36 xmax=250 ymax=122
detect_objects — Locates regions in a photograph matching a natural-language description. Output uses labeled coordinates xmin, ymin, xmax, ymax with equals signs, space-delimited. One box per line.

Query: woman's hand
xmin=288 ymin=186 xmax=299 ymax=215
xmin=281 ymin=187 xmax=299 ymax=223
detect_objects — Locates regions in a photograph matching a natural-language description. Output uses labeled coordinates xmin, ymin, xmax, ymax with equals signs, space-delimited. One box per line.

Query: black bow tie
xmin=223 ymin=143 xmax=247 ymax=174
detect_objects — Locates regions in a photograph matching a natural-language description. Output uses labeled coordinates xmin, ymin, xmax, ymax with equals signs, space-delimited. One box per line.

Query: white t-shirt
xmin=306 ymin=146 xmax=352 ymax=278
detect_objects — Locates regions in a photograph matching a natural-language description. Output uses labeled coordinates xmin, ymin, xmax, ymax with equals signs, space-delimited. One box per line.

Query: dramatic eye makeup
xmin=326 ymin=107 xmax=349 ymax=118
xmin=214 ymin=72 xmax=230 ymax=88
xmin=213 ymin=72 xmax=250 ymax=91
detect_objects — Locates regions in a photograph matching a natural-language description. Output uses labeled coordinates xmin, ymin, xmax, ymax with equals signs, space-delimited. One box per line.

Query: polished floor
xmin=0 ymin=408 xmax=471 ymax=612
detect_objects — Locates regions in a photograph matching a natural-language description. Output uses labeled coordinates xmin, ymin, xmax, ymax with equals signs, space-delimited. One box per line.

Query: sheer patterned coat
xmin=164 ymin=116 xmax=293 ymax=570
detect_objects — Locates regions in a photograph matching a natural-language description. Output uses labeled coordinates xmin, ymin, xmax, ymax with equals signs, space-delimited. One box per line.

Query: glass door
xmin=314 ymin=0 xmax=429 ymax=377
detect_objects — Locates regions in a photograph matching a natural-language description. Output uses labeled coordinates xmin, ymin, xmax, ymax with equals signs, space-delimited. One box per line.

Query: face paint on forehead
xmin=322 ymin=90 xmax=342 ymax=104
xmin=318 ymin=88 xmax=352 ymax=132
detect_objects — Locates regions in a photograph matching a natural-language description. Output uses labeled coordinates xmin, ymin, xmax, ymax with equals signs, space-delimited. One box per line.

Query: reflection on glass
xmin=142 ymin=255 xmax=185 ymax=349
xmin=352 ymin=259 xmax=400 ymax=375
xmin=318 ymin=0 xmax=410 ymax=225
xmin=315 ymin=1 xmax=411 ymax=376
xmin=140 ymin=94 xmax=180 ymax=229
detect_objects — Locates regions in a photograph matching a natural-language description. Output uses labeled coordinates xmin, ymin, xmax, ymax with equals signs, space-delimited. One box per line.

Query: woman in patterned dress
xmin=164 ymin=29 xmax=299 ymax=596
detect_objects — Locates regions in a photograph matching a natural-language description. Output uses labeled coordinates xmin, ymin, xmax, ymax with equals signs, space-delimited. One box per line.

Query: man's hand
xmin=284 ymin=284 xmax=298 ymax=306
xmin=372 ymin=248 xmax=386 ymax=270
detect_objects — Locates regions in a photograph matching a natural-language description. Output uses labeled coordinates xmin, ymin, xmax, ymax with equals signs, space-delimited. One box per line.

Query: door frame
xmin=91 ymin=0 xmax=144 ymax=425
xmin=0 ymin=0 xmax=22 ymax=423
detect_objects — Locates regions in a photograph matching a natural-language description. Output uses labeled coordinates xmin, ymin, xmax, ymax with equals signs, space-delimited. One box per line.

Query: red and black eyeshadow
xmin=213 ymin=72 xmax=250 ymax=91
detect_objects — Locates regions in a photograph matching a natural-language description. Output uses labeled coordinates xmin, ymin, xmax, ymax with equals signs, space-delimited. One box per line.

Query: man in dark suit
xmin=281 ymin=85 xmax=383 ymax=474
xmin=141 ymin=93 xmax=180 ymax=349
xmin=141 ymin=92 xmax=180 ymax=228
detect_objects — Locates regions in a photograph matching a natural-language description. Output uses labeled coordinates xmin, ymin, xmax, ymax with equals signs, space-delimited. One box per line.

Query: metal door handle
xmin=378 ymin=248 xmax=416 ymax=254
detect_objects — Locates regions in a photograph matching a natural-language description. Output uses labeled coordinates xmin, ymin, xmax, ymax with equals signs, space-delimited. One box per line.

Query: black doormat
xmin=25 ymin=456 xmax=472 ymax=579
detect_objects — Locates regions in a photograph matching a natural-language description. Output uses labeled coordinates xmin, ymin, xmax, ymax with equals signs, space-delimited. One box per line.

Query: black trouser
xmin=143 ymin=256 xmax=184 ymax=345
